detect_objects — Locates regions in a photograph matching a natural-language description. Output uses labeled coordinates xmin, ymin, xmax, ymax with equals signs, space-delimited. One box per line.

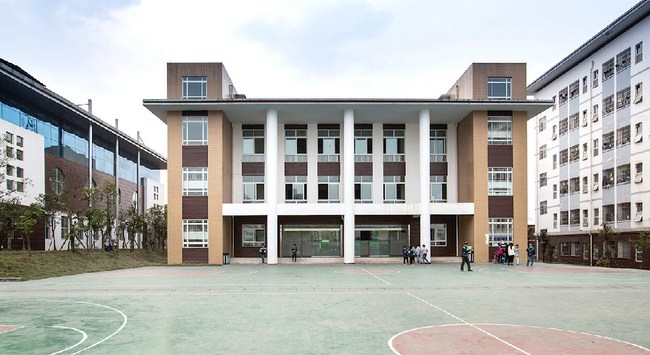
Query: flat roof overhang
xmin=143 ymin=98 xmax=552 ymax=124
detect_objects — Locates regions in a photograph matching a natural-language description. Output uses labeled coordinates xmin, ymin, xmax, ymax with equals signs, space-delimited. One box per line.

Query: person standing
xmin=421 ymin=244 xmax=429 ymax=264
xmin=526 ymin=243 xmax=536 ymax=266
xmin=402 ymin=246 xmax=409 ymax=264
xmin=460 ymin=242 xmax=473 ymax=271
xmin=409 ymin=245 xmax=416 ymax=265
xmin=291 ymin=244 xmax=298 ymax=262
xmin=514 ymin=244 xmax=520 ymax=265
xmin=260 ymin=244 xmax=267 ymax=264
xmin=507 ymin=243 xmax=515 ymax=266
xmin=415 ymin=245 xmax=422 ymax=264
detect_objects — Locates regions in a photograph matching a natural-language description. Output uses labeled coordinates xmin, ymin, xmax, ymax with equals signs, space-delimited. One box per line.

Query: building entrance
xmin=355 ymin=225 xmax=408 ymax=257
xmin=281 ymin=225 xmax=342 ymax=257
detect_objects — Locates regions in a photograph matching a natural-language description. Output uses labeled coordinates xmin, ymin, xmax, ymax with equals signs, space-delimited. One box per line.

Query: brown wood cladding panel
xmin=488 ymin=145 xmax=513 ymax=167
xmin=242 ymin=162 xmax=265 ymax=176
xmin=488 ymin=196 xmax=513 ymax=217
xmin=355 ymin=162 xmax=373 ymax=176
xmin=285 ymin=162 xmax=308 ymax=176
xmin=355 ymin=124 xmax=372 ymax=129
xmin=182 ymin=248 xmax=209 ymax=263
xmin=430 ymin=215 xmax=458 ymax=257
xmin=285 ymin=124 xmax=307 ymax=130
xmin=317 ymin=124 xmax=339 ymax=129
xmin=318 ymin=162 xmax=340 ymax=176
xmin=430 ymin=124 xmax=447 ymax=129
xmin=383 ymin=162 xmax=406 ymax=176
xmin=383 ymin=124 xmax=405 ymax=130
xmin=234 ymin=216 xmax=267 ymax=257
xmin=182 ymin=146 xmax=208 ymax=167
xmin=430 ymin=162 xmax=448 ymax=176
xmin=182 ymin=196 xmax=209 ymax=219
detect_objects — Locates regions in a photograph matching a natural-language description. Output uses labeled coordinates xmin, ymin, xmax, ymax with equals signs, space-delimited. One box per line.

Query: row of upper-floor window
xmin=550 ymin=43 xmax=643 ymax=108
xmin=542 ymin=202 xmax=643 ymax=227
xmin=182 ymin=115 xmax=513 ymax=159
xmin=0 ymin=100 xmax=160 ymax=183
xmin=539 ymin=162 xmax=642 ymax=197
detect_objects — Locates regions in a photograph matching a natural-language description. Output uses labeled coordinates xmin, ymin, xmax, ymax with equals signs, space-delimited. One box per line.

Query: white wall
xmin=0 ymin=120 xmax=44 ymax=205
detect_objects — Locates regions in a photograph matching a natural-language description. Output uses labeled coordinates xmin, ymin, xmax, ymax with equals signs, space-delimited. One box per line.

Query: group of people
xmin=493 ymin=242 xmax=536 ymax=266
xmin=402 ymin=245 xmax=430 ymax=265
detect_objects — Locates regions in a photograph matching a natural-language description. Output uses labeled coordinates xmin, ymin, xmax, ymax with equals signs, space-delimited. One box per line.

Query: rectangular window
xmin=559 ymin=118 xmax=568 ymax=136
xmin=487 ymin=77 xmax=512 ymax=100
xmin=618 ymin=241 xmax=631 ymax=259
xmin=635 ymin=202 xmax=643 ymax=222
xmin=487 ymin=115 xmax=512 ymax=145
xmin=431 ymin=224 xmax=448 ymax=246
xmin=354 ymin=129 xmax=373 ymax=162
xmin=617 ymin=164 xmax=630 ymax=185
xmin=354 ymin=176 xmax=372 ymax=203
xmin=285 ymin=129 xmax=307 ymax=162
xmin=183 ymin=219 xmax=208 ymax=248
xmin=569 ymin=145 xmax=579 ymax=162
xmin=560 ymin=211 xmax=569 ymax=226
xmin=603 ymin=204 xmax=615 ymax=223
xmin=6 ymin=180 xmax=14 ymax=191
xmin=559 ymin=87 xmax=568 ymax=106
xmin=182 ymin=76 xmax=207 ymax=99
xmin=617 ymin=87 xmax=631 ymax=109
xmin=569 ymin=113 xmax=579 ymax=131
xmin=569 ymin=80 xmax=579 ymax=100
xmin=560 ymin=242 xmax=571 ymax=256
xmin=539 ymin=144 xmax=547 ymax=160
xmin=318 ymin=129 xmax=340 ymax=162
xmin=635 ymin=122 xmax=643 ymax=143
xmin=242 ymin=128 xmax=265 ymax=162
xmin=488 ymin=218 xmax=513 ymax=245
xmin=560 ymin=149 xmax=568 ymax=165
xmin=182 ymin=168 xmax=208 ymax=196
xmin=5 ymin=146 xmax=13 ymax=158
xmin=583 ymin=209 xmax=589 ymax=227
xmin=553 ymin=213 xmax=558 ymax=229
xmin=553 ymin=154 xmax=557 ymax=169
xmin=602 ymin=132 xmax=614 ymax=151
xmin=383 ymin=176 xmax=405 ymax=203
xmin=552 ymin=125 xmax=557 ymax=140
xmin=61 ymin=216 xmax=70 ymax=238
xmin=552 ymin=96 xmax=557 ymax=110
xmin=582 ymin=76 xmax=588 ymax=94
xmin=318 ymin=176 xmax=340 ymax=202
xmin=603 ymin=58 xmax=615 ymax=82
xmin=182 ymin=116 xmax=208 ymax=145
xmin=603 ymin=95 xmax=614 ymax=116
xmin=16 ymin=135 xmax=23 ymax=147
xmin=15 ymin=167 xmax=23 ymax=179
xmin=582 ymin=142 xmax=588 ymax=160
xmin=593 ymin=138 xmax=599 ymax=156
xmin=6 ymin=164 xmax=14 ymax=176
xmin=539 ymin=172 xmax=547 ymax=187
xmin=488 ymin=167 xmax=512 ymax=196
xmin=430 ymin=129 xmax=447 ymax=162
xmin=635 ymin=162 xmax=643 ymax=183
xmin=594 ymin=208 xmax=600 ymax=226
xmin=592 ymin=104 xmax=599 ymax=122
xmin=582 ymin=176 xmax=588 ymax=194
xmin=593 ymin=173 xmax=600 ymax=191
xmin=603 ymin=168 xmax=614 ymax=188
xmin=616 ymin=125 xmax=630 ymax=147
xmin=593 ymin=69 xmax=599 ymax=88
xmin=242 ymin=224 xmax=265 ymax=247
xmin=636 ymin=42 xmax=643 ymax=63
xmin=430 ymin=175 xmax=447 ymax=202
xmin=285 ymin=176 xmax=307 ymax=202
xmin=636 ymin=247 xmax=644 ymax=262
xmin=383 ymin=129 xmax=405 ymax=162
xmin=243 ymin=176 xmax=264 ymax=202
xmin=616 ymin=47 xmax=631 ymax=73
xmin=582 ymin=109 xmax=588 ymax=127
xmin=16 ymin=149 xmax=23 ymax=161
xmin=635 ymin=82 xmax=643 ymax=104
xmin=569 ymin=177 xmax=580 ymax=194
xmin=560 ymin=180 xmax=568 ymax=196
xmin=553 ymin=184 xmax=557 ymax=199
xmin=540 ymin=200 xmax=547 ymax=215
xmin=4 ymin=131 xmax=13 ymax=144
xmin=538 ymin=117 xmax=546 ymax=132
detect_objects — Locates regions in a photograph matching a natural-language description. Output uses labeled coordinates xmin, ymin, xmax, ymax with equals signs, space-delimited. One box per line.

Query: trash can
xmin=223 ymin=253 xmax=230 ymax=265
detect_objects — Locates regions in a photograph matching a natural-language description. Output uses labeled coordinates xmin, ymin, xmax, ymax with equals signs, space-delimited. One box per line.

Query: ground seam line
xmin=358 ymin=267 xmax=391 ymax=285
xmin=406 ymin=292 xmax=534 ymax=355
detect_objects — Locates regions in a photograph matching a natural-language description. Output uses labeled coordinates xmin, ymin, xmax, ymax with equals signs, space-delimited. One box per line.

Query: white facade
xmin=0 ymin=119 xmax=44 ymax=205
xmin=529 ymin=13 xmax=650 ymax=236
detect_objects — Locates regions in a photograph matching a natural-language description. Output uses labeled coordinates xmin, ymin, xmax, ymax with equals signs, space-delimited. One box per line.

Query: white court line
xmin=358 ymin=268 xmax=391 ymax=285
xmin=48 ymin=326 xmax=88 ymax=355
xmin=404 ymin=293 xmax=533 ymax=355
xmin=68 ymin=301 xmax=128 ymax=355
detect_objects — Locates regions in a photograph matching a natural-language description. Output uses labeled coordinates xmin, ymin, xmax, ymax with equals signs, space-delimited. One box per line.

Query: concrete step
xmin=228 ymin=256 xmax=460 ymax=265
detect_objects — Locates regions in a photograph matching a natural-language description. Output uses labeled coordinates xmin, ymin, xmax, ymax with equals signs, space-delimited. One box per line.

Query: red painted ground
xmin=336 ymin=270 xmax=400 ymax=275
xmin=0 ymin=326 xmax=21 ymax=333
xmin=390 ymin=324 xmax=650 ymax=355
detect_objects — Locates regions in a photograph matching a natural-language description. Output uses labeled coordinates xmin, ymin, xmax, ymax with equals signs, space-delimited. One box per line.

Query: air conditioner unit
xmin=634 ymin=213 xmax=643 ymax=222
xmin=592 ymin=114 xmax=599 ymax=122
xmin=634 ymin=134 xmax=643 ymax=143
xmin=593 ymin=183 xmax=599 ymax=191
xmin=552 ymin=132 xmax=557 ymax=140
xmin=635 ymin=173 xmax=643 ymax=183
xmin=634 ymin=95 xmax=643 ymax=104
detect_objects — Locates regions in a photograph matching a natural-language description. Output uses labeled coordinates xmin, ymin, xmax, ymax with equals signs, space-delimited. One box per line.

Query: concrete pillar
xmin=266 ymin=110 xmax=279 ymax=264
xmin=419 ymin=110 xmax=431 ymax=254
xmin=343 ymin=109 xmax=355 ymax=263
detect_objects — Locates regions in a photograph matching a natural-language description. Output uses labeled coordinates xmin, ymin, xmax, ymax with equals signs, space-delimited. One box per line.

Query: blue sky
xmin=0 ymin=0 xmax=642 ymax=157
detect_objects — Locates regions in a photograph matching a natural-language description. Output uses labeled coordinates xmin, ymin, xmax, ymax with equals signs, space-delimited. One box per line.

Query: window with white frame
xmin=488 ymin=218 xmax=513 ymax=245
xmin=182 ymin=219 xmax=208 ymax=248
xmin=50 ymin=168 xmax=65 ymax=195
xmin=243 ymin=176 xmax=264 ymax=202
xmin=617 ymin=164 xmax=630 ymax=185
xmin=636 ymin=247 xmax=643 ymax=262
xmin=582 ymin=142 xmax=588 ymax=160
xmin=635 ymin=162 xmax=643 ymax=183
xmin=569 ymin=145 xmax=579 ymax=162
xmin=285 ymin=176 xmax=307 ymax=202
xmin=539 ymin=144 xmax=547 ymax=160
xmin=553 ymin=154 xmax=557 ymax=169
xmin=553 ymin=213 xmax=558 ymax=229
xmin=569 ymin=80 xmax=579 ymax=100
xmin=384 ymin=176 xmax=405 ymax=203
xmin=430 ymin=175 xmax=447 ymax=202
xmin=592 ymin=104 xmax=599 ymax=122
xmin=603 ymin=58 xmax=614 ymax=82
xmin=383 ymin=129 xmax=405 ymax=162
xmin=583 ymin=209 xmax=589 ymax=227
xmin=559 ymin=118 xmax=568 ymax=136
xmin=582 ymin=109 xmax=588 ymax=127
xmin=242 ymin=224 xmax=265 ymax=247
xmin=61 ymin=216 xmax=70 ymax=239
xmin=582 ymin=76 xmax=588 ymax=93
xmin=182 ymin=76 xmax=207 ymax=99
xmin=487 ymin=115 xmax=512 ymax=145
xmin=569 ymin=177 xmax=580 ymax=194
xmin=4 ymin=131 xmax=12 ymax=144
xmin=617 ymin=203 xmax=631 ymax=221
xmin=488 ymin=167 xmax=512 ymax=196
xmin=559 ymin=87 xmax=568 ymax=106
xmin=552 ymin=124 xmax=557 ymax=140
xmin=593 ymin=208 xmax=600 ymax=226
xmin=560 ymin=211 xmax=568 ymax=226
xmin=635 ymin=122 xmax=643 ymax=143
xmin=634 ymin=202 xmax=643 ymax=222
xmin=618 ymin=240 xmax=631 ymax=259
xmin=16 ymin=167 xmax=23 ymax=178
xmin=16 ymin=149 xmax=22 ymax=161
xmin=182 ymin=168 xmax=208 ymax=196
xmin=318 ymin=176 xmax=340 ymax=202
xmin=603 ymin=168 xmax=614 ymax=188
xmin=569 ymin=113 xmax=579 ymax=131
xmin=593 ymin=69 xmax=599 ymax=88
xmin=487 ymin=77 xmax=511 ymax=99
xmin=617 ymin=87 xmax=631 ymax=109
xmin=285 ymin=129 xmax=307 ymax=162
xmin=431 ymin=224 xmax=447 ymax=246
xmin=540 ymin=200 xmax=547 ymax=215
xmin=553 ymin=184 xmax=557 ymax=199
xmin=602 ymin=132 xmax=614 ymax=151
xmin=6 ymin=164 xmax=13 ymax=177
xmin=560 ymin=242 xmax=571 ymax=256
xmin=539 ymin=172 xmax=547 ymax=187
xmin=603 ymin=95 xmax=614 ymax=116
xmin=430 ymin=129 xmax=447 ymax=162
xmin=182 ymin=116 xmax=208 ymax=145
xmin=539 ymin=116 xmax=546 ymax=132
xmin=355 ymin=176 xmax=372 ymax=203
xmin=593 ymin=138 xmax=599 ymax=156
xmin=582 ymin=176 xmax=588 ymax=194
xmin=354 ymin=129 xmax=373 ymax=162
xmin=560 ymin=180 xmax=568 ymax=196
xmin=636 ymin=42 xmax=643 ymax=63
xmin=242 ymin=127 xmax=264 ymax=162
xmin=318 ymin=129 xmax=340 ymax=162
xmin=635 ymin=82 xmax=643 ymax=104
xmin=593 ymin=173 xmax=600 ymax=191
xmin=16 ymin=135 xmax=22 ymax=147
xmin=552 ymin=96 xmax=557 ymax=110
xmin=616 ymin=47 xmax=631 ymax=73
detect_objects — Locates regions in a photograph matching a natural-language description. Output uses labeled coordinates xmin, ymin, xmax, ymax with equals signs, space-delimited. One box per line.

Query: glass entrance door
xmin=281 ymin=226 xmax=342 ymax=257
xmin=355 ymin=225 xmax=408 ymax=257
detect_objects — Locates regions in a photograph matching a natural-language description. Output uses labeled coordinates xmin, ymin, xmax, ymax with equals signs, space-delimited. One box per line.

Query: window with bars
xmin=617 ymin=164 xmax=630 ymax=185
xmin=559 ymin=118 xmax=568 ymax=136
xmin=560 ymin=180 xmax=568 ymax=196
xmin=569 ymin=177 xmax=580 ymax=194
xmin=603 ymin=95 xmax=614 ymax=116
xmin=603 ymin=58 xmax=615 ymax=82
xmin=603 ymin=168 xmax=614 ymax=188
xmin=560 ymin=211 xmax=569 ymax=226
xmin=539 ymin=144 xmax=547 ymax=160
xmin=602 ymin=132 xmax=614 ymax=151
xmin=540 ymin=201 xmax=547 ymax=215
xmin=616 ymin=47 xmax=631 ymax=73
xmin=570 ymin=209 xmax=580 ymax=225
xmin=569 ymin=113 xmax=579 ymax=131
xmin=603 ymin=205 xmax=615 ymax=223
xmin=569 ymin=80 xmax=579 ymax=99
xmin=617 ymin=87 xmax=631 ymax=109
xmin=616 ymin=125 xmax=630 ymax=147
xmin=559 ymin=87 xmax=568 ymax=106
xmin=539 ymin=172 xmax=547 ymax=187
xmin=569 ymin=145 xmax=579 ymax=163
xmin=617 ymin=203 xmax=631 ymax=221
xmin=560 ymin=149 xmax=568 ymax=165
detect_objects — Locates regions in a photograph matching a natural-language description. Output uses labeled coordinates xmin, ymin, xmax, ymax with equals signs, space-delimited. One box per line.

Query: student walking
xmin=402 ymin=246 xmax=409 ymax=264
xmin=460 ymin=242 xmax=473 ymax=271
xmin=421 ymin=244 xmax=429 ymax=264
xmin=260 ymin=244 xmax=267 ymax=264
xmin=526 ymin=243 xmax=536 ymax=266
xmin=291 ymin=244 xmax=298 ymax=262
xmin=514 ymin=244 xmax=520 ymax=265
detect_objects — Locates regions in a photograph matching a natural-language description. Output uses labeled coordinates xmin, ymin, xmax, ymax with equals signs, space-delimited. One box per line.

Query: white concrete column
xmin=266 ymin=110 xmax=279 ymax=264
xmin=88 ymin=124 xmax=93 ymax=190
xmin=343 ymin=109 xmax=355 ymax=263
xmin=419 ymin=110 xmax=431 ymax=253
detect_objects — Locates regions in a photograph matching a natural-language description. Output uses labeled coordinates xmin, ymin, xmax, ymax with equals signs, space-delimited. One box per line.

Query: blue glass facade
xmin=93 ymin=138 xmax=115 ymax=175
xmin=0 ymin=101 xmax=60 ymax=154
xmin=119 ymin=153 xmax=137 ymax=183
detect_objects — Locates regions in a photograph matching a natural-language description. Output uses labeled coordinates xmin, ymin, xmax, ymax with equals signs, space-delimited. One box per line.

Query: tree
xmin=122 ymin=203 xmax=145 ymax=252
xmin=146 ymin=204 xmax=167 ymax=250
xmin=15 ymin=202 xmax=43 ymax=251
xmin=36 ymin=194 xmax=62 ymax=250
xmin=596 ymin=224 xmax=617 ymax=267
xmin=0 ymin=198 xmax=22 ymax=249
xmin=536 ymin=229 xmax=552 ymax=263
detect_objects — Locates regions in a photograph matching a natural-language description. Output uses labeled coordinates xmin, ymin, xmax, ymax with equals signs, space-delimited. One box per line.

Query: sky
xmin=0 ymin=0 xmax=642 ymax=157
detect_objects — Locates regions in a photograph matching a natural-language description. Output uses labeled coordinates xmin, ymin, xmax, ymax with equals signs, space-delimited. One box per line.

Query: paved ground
xmin=0 ymin=262 xmax=649 ymax=354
